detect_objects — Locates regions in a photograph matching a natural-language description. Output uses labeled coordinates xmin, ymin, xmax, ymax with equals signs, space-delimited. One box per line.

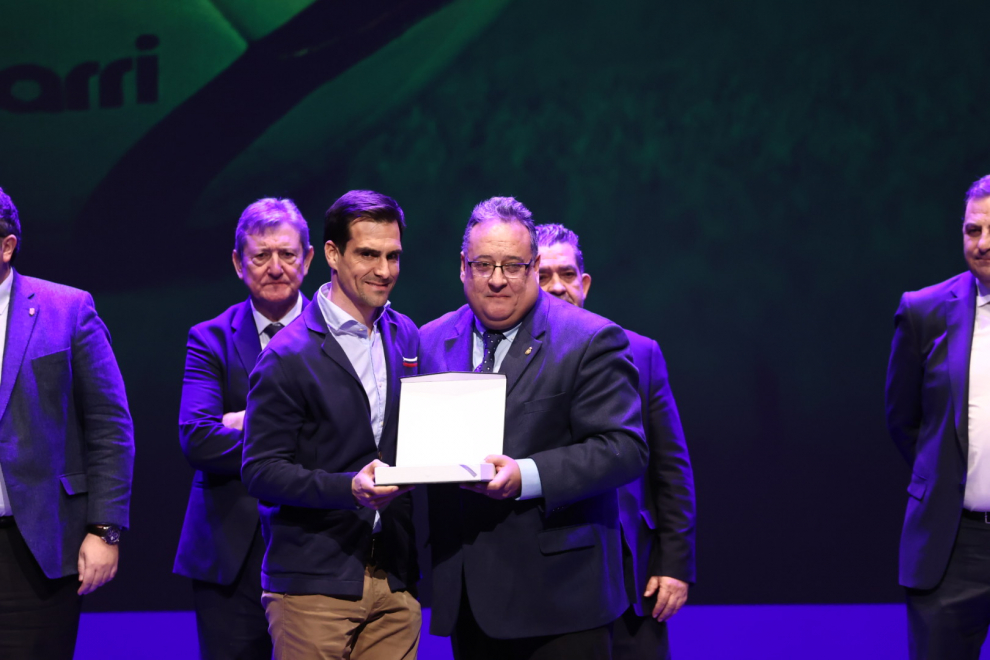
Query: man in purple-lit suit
xmin=420 ymin=197 xmax=647 ymax=660
xmin=886 ymin=173 xmax=990 ymax=659
xmin=174 ymin=198 xmax=314 ymax=660
xmin=0 ymin=188 xmax=134 ymax=660
xmin=242 ymin=190 xmax=420 ymax=659
xmin=536 ymin=223 xmax=696 ymax=659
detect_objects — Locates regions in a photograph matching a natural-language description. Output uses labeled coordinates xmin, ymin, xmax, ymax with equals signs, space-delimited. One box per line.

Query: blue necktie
xmin=475 ymin=331 xmax=506 ymax=373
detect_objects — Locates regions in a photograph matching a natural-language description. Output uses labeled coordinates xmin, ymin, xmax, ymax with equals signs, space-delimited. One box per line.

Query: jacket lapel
xmin=232 ymin=299 xmax=262 ymax=374
xmin=0 ymin=272 xmax=37 ymax=424
xmin=442 ymin=308 xmax=475 ymax=372
xmin=499 ymin=291 xmax=547 ymax=395
xmin=304 ymin=298 xmax=368 ymax=411
xmin=947 ymin=272 xmax=977 ymax=454
xmin=380 ymin=309 xmax=400 ymax=430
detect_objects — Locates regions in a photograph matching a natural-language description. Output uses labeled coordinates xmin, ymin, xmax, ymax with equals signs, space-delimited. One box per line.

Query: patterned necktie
xmin=263 ymin=322 xmax=284 ymax=339
xmin=475 ymin=331 xmax=506 ymax=373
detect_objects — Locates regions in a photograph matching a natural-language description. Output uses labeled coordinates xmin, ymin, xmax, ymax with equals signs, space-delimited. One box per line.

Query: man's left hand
xmin=77 ymin=533 xmax=119 ymax=595
xmin=461 ymin=454 xmax=522 ymax=499
xmin=644 ymin=575 xmax=689 ymax=622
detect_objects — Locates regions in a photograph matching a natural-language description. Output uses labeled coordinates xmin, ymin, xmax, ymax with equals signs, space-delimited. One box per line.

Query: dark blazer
xmin=620 ymin=330 xmax=696 ymax=615
xmin=886 ymin=270 xmax=975 ymax=589
xmin=0 ymin=271 xmax=133 ymax=578
xmin=421 ymin=290 xmax=648 ymax=639
xmin=174 ymin=295 xmax=307 ymax=585
xmin=241 ymin=300 xmax=419 ymax=597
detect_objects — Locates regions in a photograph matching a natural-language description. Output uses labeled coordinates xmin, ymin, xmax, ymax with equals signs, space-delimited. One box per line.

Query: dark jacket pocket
xmin=522 ymin=392 xmax=566 ymax=414
xmin=59 ymin=473 xmax=88 ymax=495
xmin=907 ymin=473 xmax=927 ymax=501
xmin=538 ymin=524 xmax=597 ymax=554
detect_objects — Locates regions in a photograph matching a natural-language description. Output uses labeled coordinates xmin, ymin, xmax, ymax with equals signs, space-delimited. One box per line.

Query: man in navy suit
xmin=420 ymin=197 xmax=647 ymax=660
xmin=242 ymin=190 xmax=420 ymax=659
xmin=174 ymin=198 xmax=314 ymax=660
xmin=887 ymin=173 xmax=990 ymax=659
xmin=0 ymin=187 xmax=134 ymax=660
xmin=535 ymin=223 xmax=696 ymax=660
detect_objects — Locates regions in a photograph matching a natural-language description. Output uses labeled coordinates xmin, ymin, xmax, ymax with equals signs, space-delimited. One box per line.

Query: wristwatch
xmin=87 ymin=524 xmax=121 ymax=546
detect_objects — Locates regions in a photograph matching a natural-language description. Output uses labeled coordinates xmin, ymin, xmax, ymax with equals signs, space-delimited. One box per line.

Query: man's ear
xmin=232 ymin=250 xmax=244 ymax=279
xmin=459 ymin=252 xmax=466 ymax=284
xmin=325 ymin=241 xmax=340 ymax=270
xmin=302 ymin=245 xmax=315 ymax=275
xmin=581 ymin=271 xmax=592 ymax=297
xmin=0 ymin=235 xmax=17 ymax=265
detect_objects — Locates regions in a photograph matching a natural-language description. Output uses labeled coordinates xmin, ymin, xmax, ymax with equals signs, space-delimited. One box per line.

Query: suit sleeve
xmin=241 ymin=347 xmax=358 ymax=510
xmin=73 ymin=293 xmax=135 ymax=527
xmin=530 ymin=323 xmax=648 ymax=511
xmin=886 ymin=293 xmax=923 ymax=465
xmin=644 ymin=341 xmax=697 ymax=583
xmin=178 ymin=326 xmax=244 ymax=476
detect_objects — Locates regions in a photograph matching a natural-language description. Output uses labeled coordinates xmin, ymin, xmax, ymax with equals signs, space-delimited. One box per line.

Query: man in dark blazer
xmin=536 ymin=223 xmax=696 ymax=660
xmin=175 ymin=198 xmax=314 ymax=660
xmin=0 ymin=187 xmax=134 ymax=660
xmin=242 ymin=190 xmax=420 ymax=660
xmin=420 ymin=197 xmax=647 ymax=660
xmin=886 ymin=173 xmax=990 ymax=659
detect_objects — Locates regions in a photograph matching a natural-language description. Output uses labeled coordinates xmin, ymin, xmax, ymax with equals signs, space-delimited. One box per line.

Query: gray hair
xmin=535 ymin=223 xmax=585 ymax=273
xmin=234 ymin=198 xmax=310 ymax=256
xmin=461 ymin=196 xmax=538 ymax=259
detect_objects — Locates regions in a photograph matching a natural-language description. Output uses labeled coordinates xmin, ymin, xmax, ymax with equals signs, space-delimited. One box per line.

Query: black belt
xmin=962 ymin=509 xmax=990 ymax=523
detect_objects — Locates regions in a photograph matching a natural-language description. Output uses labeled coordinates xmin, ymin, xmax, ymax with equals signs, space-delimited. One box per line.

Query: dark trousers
xmin=451 ymin=583 xmax=613 ymax=660
xmin=192 ymin=525 xmax=272 ymax=660
xmin=0 ymin=519 xmax=81 ymax=660
xmin=907 ymin=514 xmax=990 ymax=660
xmin=613 ymin=605 xmax=670 ymax=660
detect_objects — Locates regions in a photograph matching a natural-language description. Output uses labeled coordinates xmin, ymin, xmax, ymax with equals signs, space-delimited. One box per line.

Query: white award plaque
xmin=374 ymin=372 xmax=506 ymax=485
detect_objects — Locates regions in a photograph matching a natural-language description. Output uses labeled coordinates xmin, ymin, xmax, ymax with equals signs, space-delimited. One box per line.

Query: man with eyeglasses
xmin=419 ymin=196 xmax=647 ymax=659
xmin=537 ymin=223 xmax=695 ymax=660
xmin=175 ymin=198 xmax=314 ymax=660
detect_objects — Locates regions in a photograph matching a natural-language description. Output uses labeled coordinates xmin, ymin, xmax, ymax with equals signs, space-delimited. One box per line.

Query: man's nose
xmin=267 ymin=255 xmax=284 ymax=277
xmin=372 ymin=256 xmax=390 ymax=278
xmin=980 ymin=229 xmax=990 ymax=253
xmin=548 ymin=275 xmax=566 ymax=295
xmin=488 ymin=266 xmax=508 ymax=289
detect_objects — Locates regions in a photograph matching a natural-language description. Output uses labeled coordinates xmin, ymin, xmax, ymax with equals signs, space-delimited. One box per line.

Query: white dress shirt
xmin=965 ymin=281 xmax=990 ymax=510
xmin=0 ymin=271 xmax=18 ymax=515
xmin=471 ymin=320 xmax=544 ymax=500
xmin=251 ymin=294 xmax=304 ymax=349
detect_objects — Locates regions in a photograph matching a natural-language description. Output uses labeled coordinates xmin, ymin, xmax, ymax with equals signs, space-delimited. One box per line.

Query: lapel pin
xmin=28 ymin=308 xmax=35 ymax=316
xmin=524 ymin=346 xmax=532 ymax=355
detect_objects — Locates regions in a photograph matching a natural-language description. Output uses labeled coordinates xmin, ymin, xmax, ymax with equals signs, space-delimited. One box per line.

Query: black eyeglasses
xmin=465 ymin=260 xmax=533 ymax=279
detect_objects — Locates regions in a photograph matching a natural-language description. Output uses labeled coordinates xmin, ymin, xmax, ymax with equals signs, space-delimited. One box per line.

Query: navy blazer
xmin=619 ymin=330 xmax=696 ymax=615
xmin=0 ymin=271 xmax=133 ymax=578
xmin=174 ymin=296 xmax=308 ymax=585
xmin=886 ymin=270 xmax=976 ymax=589
xmin=241 ymin=300 xmax=419 ymax=597
xmin=421 ymin=290 xmax=648 ymax=639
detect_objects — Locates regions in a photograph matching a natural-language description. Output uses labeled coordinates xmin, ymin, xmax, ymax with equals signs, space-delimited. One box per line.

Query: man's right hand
xmin=352 ymin=459 xmax=414 ymax=510
xmin=222 ymin=410 xmax=245 ymax=431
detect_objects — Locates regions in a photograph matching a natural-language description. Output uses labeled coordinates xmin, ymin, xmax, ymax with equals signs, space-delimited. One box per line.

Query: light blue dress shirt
xmin=317 ymin=283 xmax=388 ymax=530
xmin=471 ymin=320 xmax=544 ymax=500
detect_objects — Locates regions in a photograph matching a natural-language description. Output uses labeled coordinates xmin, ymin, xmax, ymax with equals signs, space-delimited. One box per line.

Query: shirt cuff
xmin=516 ymin=458 xmax=543 ymax=500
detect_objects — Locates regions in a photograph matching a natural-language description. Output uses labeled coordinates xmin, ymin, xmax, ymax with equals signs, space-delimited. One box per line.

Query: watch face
xmin=103 ymin=527 xmax=121 ymax=545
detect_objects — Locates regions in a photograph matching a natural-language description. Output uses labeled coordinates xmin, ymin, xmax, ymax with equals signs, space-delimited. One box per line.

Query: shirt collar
xmin=0 ymin=270 xmax=14 ymax=314
xmin=318 ymin=282 xmax=389 ymax=337
xmin=250 ymin=293 xmax=303 ymax=337
xmin=473 ymin=317 xmax=521 ymax=342
xmin=978 ymin=279 xmax=990 ymax=307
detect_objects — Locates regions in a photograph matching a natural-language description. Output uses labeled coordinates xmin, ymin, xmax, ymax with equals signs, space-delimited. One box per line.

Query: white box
xmin=374 ymin=372 xmax=506 ymax=485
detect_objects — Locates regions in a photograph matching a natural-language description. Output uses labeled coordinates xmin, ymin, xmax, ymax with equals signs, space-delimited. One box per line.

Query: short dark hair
xmin=0 ymin=187 xmax=22 ymax=261
xmin=461 ymin=196 xmax=538 ymax=259
xmin=324 ymin=190 xmax=405 ymax=252
xmin=966 ymin=174 xmax=990 ymax=207
xmin=535 ymin=223 xmax=585 ymax=273
xmin=234 ymin=198 xmax=310 ymax=257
